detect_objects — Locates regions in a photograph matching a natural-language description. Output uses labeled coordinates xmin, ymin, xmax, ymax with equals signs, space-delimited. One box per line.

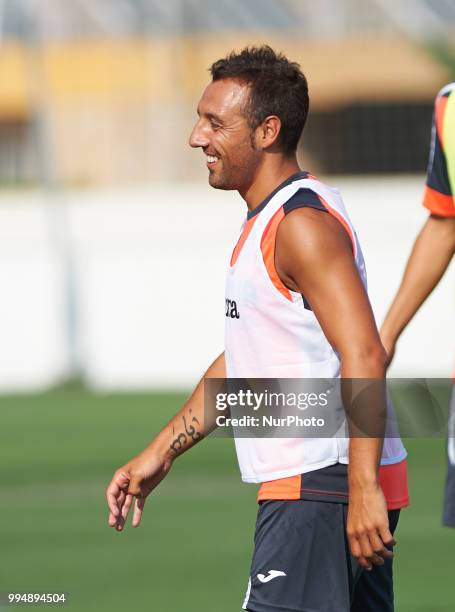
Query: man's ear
xmin=255 ymin=115 xmax=282 ymax=150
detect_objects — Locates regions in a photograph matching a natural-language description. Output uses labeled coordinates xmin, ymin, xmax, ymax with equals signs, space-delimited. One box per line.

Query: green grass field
xmin=1 ymin=386 xmax=454 ymax=611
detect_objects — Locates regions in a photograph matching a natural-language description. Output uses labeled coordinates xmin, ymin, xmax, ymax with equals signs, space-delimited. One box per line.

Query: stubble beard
xmin=208 ymin=162 xmax=237 ymax=191
xmin=208 ymin=168 xmax=227 ymax=190
xmin=209 ymin=150 xmax=260 ymax=192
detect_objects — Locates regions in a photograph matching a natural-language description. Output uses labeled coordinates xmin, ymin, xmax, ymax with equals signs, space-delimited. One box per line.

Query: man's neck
xmin=240 ymin=155 xmax=301 ymax=213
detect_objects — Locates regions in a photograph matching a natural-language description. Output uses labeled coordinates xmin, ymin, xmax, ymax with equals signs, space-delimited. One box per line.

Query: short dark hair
xmin=210 ymin=45 xmax=309 ymax=155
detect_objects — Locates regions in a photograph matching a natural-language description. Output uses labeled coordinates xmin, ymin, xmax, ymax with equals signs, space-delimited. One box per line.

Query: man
xmin=106 ymin=46 xmax=408 ymax=611
xmin=381 ymin=82 xmax=455 ymax=527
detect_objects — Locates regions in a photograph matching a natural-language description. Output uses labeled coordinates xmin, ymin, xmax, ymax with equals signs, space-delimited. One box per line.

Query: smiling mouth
xmin=206 ymin=154 xmax=219 ymax=167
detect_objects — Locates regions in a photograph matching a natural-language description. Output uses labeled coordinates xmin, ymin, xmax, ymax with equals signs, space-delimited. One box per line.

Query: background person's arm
xmin=380 ymin=215 xmax=455 ymax=364
xmin=276 ymin=207 xmax=393 ymax=570
xmin=106 ymin=351 xmax=226 ymax=531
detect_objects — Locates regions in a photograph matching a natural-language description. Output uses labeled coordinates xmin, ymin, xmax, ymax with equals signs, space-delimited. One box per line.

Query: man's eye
xmin=210 ymin=121 xmax=221 ymax=130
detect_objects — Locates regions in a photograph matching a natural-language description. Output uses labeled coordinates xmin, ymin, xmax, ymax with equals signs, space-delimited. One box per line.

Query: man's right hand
xmin=106 ymin=451 xmax=173 ymax=531
xmin=105 ymin=353 xmax=225 ymax=532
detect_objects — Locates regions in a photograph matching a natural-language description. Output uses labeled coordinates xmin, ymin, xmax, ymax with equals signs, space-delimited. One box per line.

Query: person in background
xmin=380 ymin=82 xmax=455 ymax=527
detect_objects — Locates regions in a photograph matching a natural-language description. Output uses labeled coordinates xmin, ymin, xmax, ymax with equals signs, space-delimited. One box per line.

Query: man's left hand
xmin=347 ymin=482 xmax=395 ymax=571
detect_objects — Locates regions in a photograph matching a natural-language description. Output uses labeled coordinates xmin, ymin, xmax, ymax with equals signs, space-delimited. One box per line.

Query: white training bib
xmin=225 ymin=176 xmax=406 ymax=483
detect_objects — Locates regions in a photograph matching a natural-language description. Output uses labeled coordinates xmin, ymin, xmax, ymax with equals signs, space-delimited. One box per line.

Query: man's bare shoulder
xmin=276 ymin=206 xmax=352 ymax=259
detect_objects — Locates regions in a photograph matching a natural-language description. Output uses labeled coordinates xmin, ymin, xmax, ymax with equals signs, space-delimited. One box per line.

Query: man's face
xmin=189 ymin=78 xmax=261 ymax=191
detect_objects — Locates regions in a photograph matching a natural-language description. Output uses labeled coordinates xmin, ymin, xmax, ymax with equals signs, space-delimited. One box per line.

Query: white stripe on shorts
xmin=242 ymin=577 xmax=252 ymax=610
xmin=448 ymin=389 xmax=455 ymax=465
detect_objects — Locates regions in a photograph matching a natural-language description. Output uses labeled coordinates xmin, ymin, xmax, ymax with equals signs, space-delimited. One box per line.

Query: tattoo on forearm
xmin=169 ymin=428 xmax=187 ymax=455
xmin=169 ymin=409 xmax=202 ymax=455
xmin=183 ymin=408 xmax=202 ymax=441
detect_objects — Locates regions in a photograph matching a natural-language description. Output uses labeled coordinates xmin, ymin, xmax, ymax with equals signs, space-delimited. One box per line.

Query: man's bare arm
xmin=105 ymin=352 xmax=226 ymax=531
xmin=276 ymin=208 xmax=392 ymax=570
xmin=381 ymin=215 xmax=455 ymax=363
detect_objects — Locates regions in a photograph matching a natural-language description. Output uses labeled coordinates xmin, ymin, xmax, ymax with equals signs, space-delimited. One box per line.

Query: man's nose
xmin=189 ymin=121 xmax=209 ymax=149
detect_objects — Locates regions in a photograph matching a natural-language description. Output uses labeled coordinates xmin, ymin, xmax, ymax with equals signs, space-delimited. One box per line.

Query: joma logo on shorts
xmin=257 ymin=570 xmax=287 ymax=583
xmin=225 ymin=298 xmax=240 ymax=319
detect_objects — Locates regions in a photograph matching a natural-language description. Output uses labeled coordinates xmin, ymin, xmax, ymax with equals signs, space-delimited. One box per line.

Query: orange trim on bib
xmin=257 ymin=459 xmax=409 ymax=510
xmin=318 ymin=195 xmax=356 ymax=254
xmin=258 ymin=474 xmax=301 ymax=501
xmin=231 ymin=215 xmax=259 ymax=267
xmin=423 ymin=185 xmax=455 ymax=217
xmin=379 ymin=459 xmax=409 ymax=510
xmin=260 ymin=207 xmax=293 ymax=301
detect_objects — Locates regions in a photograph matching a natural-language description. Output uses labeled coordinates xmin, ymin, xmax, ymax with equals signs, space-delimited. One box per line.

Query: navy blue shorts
xmin=242 ymin=500 xmax=400 ymax=612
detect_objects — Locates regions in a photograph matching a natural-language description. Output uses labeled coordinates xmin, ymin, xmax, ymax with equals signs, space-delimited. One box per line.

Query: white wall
xmin=0 ymin=177 xmax=452 ymax=392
